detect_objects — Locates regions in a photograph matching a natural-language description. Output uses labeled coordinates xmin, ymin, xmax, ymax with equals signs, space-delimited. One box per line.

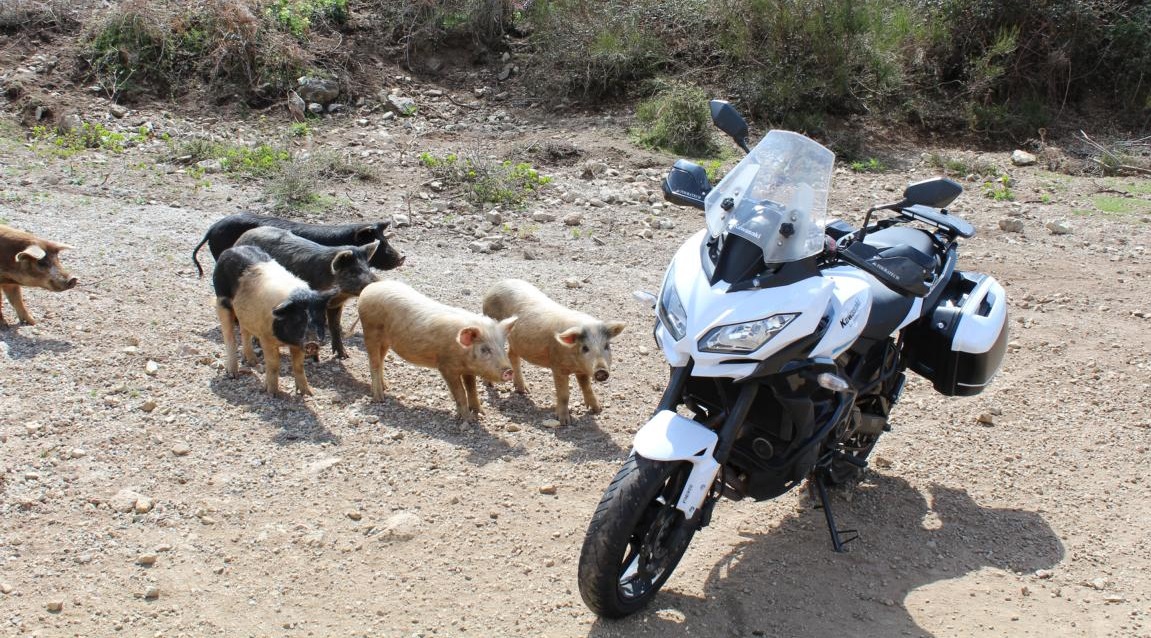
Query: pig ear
xmin=604 ymin=321 xmax=626 ymax=339
xmin=457 ymin=326 xmax=480 ymax=348
xmin=498 ymin=315 xmax=518 ymax=334
xmin=362 ymin=240 xmax=380 ymax=261
xmin=16 ymin=245 xmax=46 ymax=262
xmin=354 ymin=226 xmax=377 ymax=244
xmin=555 ymin=327 xmax=582 ymax=347
xmin=272 ymin=299 xmax=300 ymax=318
xmin=330 ymin=250 xmax=355 ymax=273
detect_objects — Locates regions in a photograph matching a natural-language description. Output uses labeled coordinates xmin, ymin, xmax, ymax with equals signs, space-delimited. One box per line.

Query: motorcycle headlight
xmin=658 ymin=269 xmax=688 ymax=341
xmin=698 ymin=313 xmax=799 ymax=354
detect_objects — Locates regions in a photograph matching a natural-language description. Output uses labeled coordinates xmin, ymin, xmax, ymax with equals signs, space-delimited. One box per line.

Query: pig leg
xmin=441 ymin=370 xmax=473 ymax=422
xmin=327 ymin=303 xmax=349 ymax=360
xmin=2 ymin=285 xmax=35 ymax=325
xmin=510 ymin=351 xmax=529 ymax=394
xmin=289 ymin=346 xmax=313 ymax=396
xmin=241 ymin=326 xmax=259 ymax=368
xmin=552 ymin=369 xmax=572 ymax=426
xmin=261 ymin=339 xmax=283 ymax=397
xmin=216 ymin=304 xmax=239 ymax=377
xmin=463 ymin=374 xmax=482 ymax=416
xmin=367 ymin=340 xmax=389 ymax=401
xmin=576 ymin=373 xmax=602 ymax=414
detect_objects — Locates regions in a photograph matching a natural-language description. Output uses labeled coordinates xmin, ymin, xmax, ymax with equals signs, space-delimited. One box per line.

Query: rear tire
xmin=577 ymin=454 xmax=697 ymax=618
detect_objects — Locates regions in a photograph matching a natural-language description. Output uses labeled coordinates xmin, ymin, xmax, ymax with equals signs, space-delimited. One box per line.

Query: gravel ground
xmin=1 ymin=92 xmax=1150 ymax=638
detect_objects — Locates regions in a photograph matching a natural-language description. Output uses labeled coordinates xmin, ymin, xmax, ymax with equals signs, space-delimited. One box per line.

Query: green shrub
xmin=266 ymin=0 xmax=348 ymax=37
xmin=165 ymin=138 xmax=289 ymax=178
xmin=849 ymin=157 xmax=887 ymax=173
xmin=419 ymin=151 xmax=551 ymax=206
xmin=633 ymin=82 xmax=719 ymax=157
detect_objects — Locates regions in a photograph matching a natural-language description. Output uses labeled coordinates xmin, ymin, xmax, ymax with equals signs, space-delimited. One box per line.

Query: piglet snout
xmin=63 ymin=278 xmax=78 ymax=290
xmin=502 ymin=368 xmax=514 ymax=382
xmin=594 ymin=369 xmax=610 ymax=383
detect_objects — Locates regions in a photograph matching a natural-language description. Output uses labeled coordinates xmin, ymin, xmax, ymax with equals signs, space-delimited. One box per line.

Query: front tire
xmin=578 ymin=454 xmax=698 ymax=618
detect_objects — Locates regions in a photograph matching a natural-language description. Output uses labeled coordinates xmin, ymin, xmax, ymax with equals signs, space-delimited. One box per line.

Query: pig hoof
xmin=587 ymin=405 xmax=602 ymax=415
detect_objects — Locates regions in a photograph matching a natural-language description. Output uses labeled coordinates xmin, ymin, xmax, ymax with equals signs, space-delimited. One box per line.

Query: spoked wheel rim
xmin=616 ymin=464 xmax=691 ymax=602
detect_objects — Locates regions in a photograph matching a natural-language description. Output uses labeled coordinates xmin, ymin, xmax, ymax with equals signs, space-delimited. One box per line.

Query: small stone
xmin=977 ymin=413 xmax=996 ymax=426
xmin=1090 ymin=577 xmax=1107 ymax=591
xmin=110 ymin=489 xmax=142 ymax=513
xmin=382 ymin=511 xmax=423 ymax=541
xmin=563 ymin=212 xmax=583 ymax=226
xmin=144 ymin=360 xmax=160 ymax=376
xmin=541 ymin=419 xmax=561 ymax=428
xmin=47 ymin=599 xmax=64 ymax=612
xmin=109 ymin=104 xmax=129 ymax=118
xmin=530 ymin=211 xmax=556 ymax=223
xmin=0 ymin=583 xmax=12 ymax=594
xmin=137 ymin=553 xmax=158 ymax=566
xmin=1046 ymin=220 xmax=1072 ymax=235
xmin=25 ymin=421 xmax=42 ymax=434
xmin=307 ymin=102 xmax=324 ymax=115
xmin=1035 ymin=569 xmax=1053 ymax=579
xmin=392 ymin=214 xmax=411 ymax=227
xmin=171 ymin=442 xmax=191 ymax=456
xmin=195 ymin=158 xmax=223 ymax=174
xmin=346 ymin=510 xmax=363 ymax=521
xmin=140 ymin=400 xmax=157 ymax=413
xmin=134 ymin=497 xmax=154 ymax=514
xmin=1104 ymin=595 xmax=1127 ymax=603
xmin=505 ymin=423 xmax=522 ymax=433
xmin=564 ymin=278 xmax=582 ymax=289
xmin=469 ymin=240 xmax=493 ymax=254
xmin=1011 ymin=150 xmax=1037 ymax=166
xmin=485 ymin=210 xmax=503 ymax=225
xmin=144 ymin=586 xmax=160 ymax=600
xmin=69 ymin=448 xmax=87 ymax=459
xmin=538 ymin=484 xmax=557 ymax=495
xmin=999 ymin=218 xmax=1024 ymax=233
xmin=297 ymin=76 xmax=340 ymax=104
xmin=385 ymin=94 xmax=417 ymax=117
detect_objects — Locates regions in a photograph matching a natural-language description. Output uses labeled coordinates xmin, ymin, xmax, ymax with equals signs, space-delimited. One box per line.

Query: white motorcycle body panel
xmin=632 ymin=410 xmax=721 ymax=518
xmin=657 ymin=231 xmax=836 ymax=380
xmin=809 ymin=271 xmax=872 ymax=358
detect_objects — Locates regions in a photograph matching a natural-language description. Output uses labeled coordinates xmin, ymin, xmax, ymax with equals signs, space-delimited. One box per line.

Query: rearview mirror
xmin=709 ymin=100 xmax=750 ymax=153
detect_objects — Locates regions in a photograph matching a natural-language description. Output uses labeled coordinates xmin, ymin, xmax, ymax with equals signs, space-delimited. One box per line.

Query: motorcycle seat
xmin=857 ymin=227 xmax=938 ymax=339
xmin=859 ymin=272 xmax=915 ymax=340
xmin=862 ymin=226 xmax=936 ymax=256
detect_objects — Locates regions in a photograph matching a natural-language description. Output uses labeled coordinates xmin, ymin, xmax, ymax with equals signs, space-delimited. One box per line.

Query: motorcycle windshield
xmin=704 ymin=130 xmax=835 ymax=264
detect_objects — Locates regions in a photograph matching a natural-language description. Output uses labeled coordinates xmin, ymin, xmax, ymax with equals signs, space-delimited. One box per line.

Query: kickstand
xmin=812 ymin=473 xmax=859 ymax=553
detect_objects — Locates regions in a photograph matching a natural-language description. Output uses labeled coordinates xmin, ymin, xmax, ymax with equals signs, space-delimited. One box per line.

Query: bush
xmin=632 ymin=81 xmax=719 ymax=157
xmin=81 ymin=0 xmax=320 ymax=103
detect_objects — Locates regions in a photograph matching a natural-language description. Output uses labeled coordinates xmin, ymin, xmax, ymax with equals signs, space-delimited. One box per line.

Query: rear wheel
xmin=577 ymin=454 xmax=697 ymax=618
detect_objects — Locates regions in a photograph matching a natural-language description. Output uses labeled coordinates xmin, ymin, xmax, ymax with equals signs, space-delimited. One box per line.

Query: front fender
xmin=633 ymin=410 xmax=721 ymax=519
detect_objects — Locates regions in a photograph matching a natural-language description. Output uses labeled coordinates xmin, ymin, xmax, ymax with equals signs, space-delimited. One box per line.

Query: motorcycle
xmin=576 ymin=101 xmax=1009 ymax=618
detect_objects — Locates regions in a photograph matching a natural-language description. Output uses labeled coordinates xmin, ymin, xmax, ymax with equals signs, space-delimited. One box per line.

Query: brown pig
xmin=358 ymin=280 xmax=517 ymax=422
xmin=482 ymin=279 xmax=625 ymax=425
xmin=0 ymin=224 xmax=77 ymax=326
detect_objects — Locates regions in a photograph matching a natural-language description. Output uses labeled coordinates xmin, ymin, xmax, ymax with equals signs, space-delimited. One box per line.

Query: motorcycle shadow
xmin=588 ymin=473 xmax=1064 ymax=638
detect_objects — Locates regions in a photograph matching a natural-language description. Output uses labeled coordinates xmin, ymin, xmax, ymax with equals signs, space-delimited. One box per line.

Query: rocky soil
xmin=1 ymin=66 xmax=1151 ymax=638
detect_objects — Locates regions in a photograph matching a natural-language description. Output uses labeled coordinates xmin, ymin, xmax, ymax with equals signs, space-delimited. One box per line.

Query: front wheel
xmin=577 ymin=454 xmax=698 ymax=618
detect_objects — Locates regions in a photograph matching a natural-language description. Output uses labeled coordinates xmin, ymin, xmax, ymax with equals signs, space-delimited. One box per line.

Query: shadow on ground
xmin=587 ymin=474 xmax=1063 ymax=638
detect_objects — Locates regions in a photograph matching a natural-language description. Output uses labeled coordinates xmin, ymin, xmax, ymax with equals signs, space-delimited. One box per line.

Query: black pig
xmin=234 ymin=226 xmax=379 ymax=359
xmin=193 ymin=213 xmax=404 ymax=276
xmin=213 ymin=245 xmax=337 ymax=397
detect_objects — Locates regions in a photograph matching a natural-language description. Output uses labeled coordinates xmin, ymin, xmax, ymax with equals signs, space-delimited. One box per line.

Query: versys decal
xmin=840 ymin=299 xmax=863 ymax=328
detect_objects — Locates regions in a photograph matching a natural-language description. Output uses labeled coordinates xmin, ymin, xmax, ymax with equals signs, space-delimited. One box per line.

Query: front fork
xmin=633 ymin=363 xmax=759 ymax=522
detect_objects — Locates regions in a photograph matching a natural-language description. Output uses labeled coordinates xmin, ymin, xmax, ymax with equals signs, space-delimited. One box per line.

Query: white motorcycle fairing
xmin=632 ymin=410 xmax=721 ymax=518
xmin=656 ymin=231 xmax=874 ymax=378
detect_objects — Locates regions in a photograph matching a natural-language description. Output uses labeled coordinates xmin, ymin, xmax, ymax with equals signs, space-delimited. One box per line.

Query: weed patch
xmin=928 ymin=153 xmax=1000 ymax=179
xmin=982 ymin=175 xmax=1014 ymax=201
xmin=849 ymin=157 xmax=887 ymax=173
xmin=165 ymin=138 xmax=289 ymax=178
xmin=32 ymin=122 xmax=150 ymax=156
xmin=419 ymin=152 xmax=551 ymax=206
